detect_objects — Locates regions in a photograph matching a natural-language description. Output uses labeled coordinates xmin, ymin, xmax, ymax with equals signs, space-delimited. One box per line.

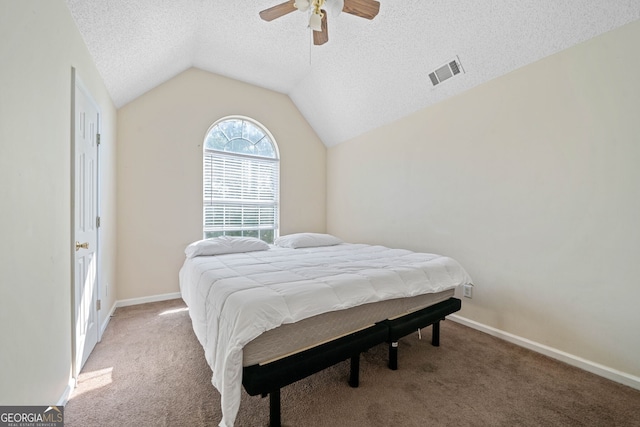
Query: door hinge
xmin=96 ymin=216 xmax=101 ymax=228
xmin=96 ymin=133 xmax=101 ymax=146
xmin=96 ymin=299 xmax=101 ymax=311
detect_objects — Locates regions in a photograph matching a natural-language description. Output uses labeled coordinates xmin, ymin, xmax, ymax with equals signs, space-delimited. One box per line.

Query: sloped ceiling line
xmin=66 ymin=0 xmax=640 ymax=147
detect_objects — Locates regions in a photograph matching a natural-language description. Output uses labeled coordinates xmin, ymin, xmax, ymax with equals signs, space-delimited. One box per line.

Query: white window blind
xmin=203 ymin=150 xmax=279 ymax=242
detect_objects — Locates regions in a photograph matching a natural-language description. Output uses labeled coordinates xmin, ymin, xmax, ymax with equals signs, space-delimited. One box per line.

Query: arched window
xmin=203 ymin=117 xmax=279 ymax=243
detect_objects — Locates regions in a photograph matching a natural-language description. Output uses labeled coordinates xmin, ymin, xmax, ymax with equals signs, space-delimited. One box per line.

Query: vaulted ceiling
xmin=65 ymin=1 xmax=639 ymax=147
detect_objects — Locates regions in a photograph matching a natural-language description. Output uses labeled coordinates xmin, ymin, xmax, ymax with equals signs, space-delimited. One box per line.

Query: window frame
xmin=202 ymin=116 xmax=280 ymax=243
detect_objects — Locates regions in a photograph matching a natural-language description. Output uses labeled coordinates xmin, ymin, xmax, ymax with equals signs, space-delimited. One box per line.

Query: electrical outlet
xmin=463 ymin=284 xmax=473 ymax=299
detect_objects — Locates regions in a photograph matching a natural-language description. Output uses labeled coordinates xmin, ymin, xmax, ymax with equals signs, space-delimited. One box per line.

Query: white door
xmin=73 ymin=71 xmax=100 ymax=374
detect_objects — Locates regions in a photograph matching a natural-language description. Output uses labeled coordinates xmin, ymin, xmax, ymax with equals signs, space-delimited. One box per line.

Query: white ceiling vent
xmin=429 ymin=57 xmax=464 ymax=86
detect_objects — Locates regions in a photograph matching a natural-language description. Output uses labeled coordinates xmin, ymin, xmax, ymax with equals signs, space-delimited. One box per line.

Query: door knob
xmin=75 ymin=241 xmax=89 ymax=251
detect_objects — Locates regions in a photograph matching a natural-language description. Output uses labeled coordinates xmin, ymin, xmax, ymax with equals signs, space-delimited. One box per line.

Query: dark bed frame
xmin=242 ymin=297 xmax=462 ymax=427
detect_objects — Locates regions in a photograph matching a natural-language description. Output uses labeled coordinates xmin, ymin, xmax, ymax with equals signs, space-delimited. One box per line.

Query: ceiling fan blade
xmin=259 ymin=0 xmax=297 ymax=22
xmin=313 ymin=10 xmax=329 ymax=45
xmin=342 ymin=0 xmax=380 ymax=20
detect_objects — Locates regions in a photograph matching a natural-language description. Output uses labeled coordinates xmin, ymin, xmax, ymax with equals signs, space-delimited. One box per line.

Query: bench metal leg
xmin=388 ymin=341 xmax=398 ymax=370
xmin=432 ymin=321 xmax=440 ymax=347
xmin=269 ymin=389 xmax=281 ymax=427
xmin=349 ymin=354 xmax=360 ymax=387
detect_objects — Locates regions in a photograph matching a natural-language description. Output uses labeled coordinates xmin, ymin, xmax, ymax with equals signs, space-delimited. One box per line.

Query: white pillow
xmin=274 ymin=233 xmax=343 ymax=249
xmin=185 ymin=236 xmax=270 ymax=258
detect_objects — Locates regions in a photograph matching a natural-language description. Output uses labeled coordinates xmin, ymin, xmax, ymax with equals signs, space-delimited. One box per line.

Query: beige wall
xmin=328 ymin=20 xmax=640 ymax=378
xmin=116 ymin=68 xmax=326 ymax=300
xmin=0 ymin=0 xmax=117 ymax=404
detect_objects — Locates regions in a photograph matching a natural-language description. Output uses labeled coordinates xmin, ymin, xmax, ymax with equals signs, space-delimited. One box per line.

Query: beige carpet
xmin=65 ymin=299 xmax=640 ymax=426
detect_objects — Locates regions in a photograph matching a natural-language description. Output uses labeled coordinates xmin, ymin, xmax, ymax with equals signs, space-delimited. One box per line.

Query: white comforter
xmin=178 ymin=243 xmax=472 ymax=426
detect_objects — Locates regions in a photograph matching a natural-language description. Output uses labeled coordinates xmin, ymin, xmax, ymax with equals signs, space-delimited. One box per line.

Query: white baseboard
xmin=100 ymin=301 xmax=117 ymax=338
xmin=116 ymin=292 xmax=182 ymax=308
xmin=58 ymin=377 xmax=76 ymax=406
xmin=449 ymin=314 xmax=640 ymax=391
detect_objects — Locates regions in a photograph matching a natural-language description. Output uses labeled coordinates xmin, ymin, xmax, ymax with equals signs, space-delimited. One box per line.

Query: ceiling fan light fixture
xmin=308 ymin=11 xmax=323 ymax=31
xmin=294 ymin=0 xmax=310 ymax=12
xmin=259 ymin=0 xmax=380 ymax=45
xmin=327 ymin=0 xmax=344 ymax=17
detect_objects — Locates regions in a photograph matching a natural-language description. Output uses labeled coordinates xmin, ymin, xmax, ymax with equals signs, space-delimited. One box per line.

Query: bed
xmin=179 ymin=233 xmax=472 ymax=427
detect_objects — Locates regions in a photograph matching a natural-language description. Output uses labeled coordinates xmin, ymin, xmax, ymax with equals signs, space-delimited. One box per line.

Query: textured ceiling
xmin=65 ymin=0 xmax=639 ymax=147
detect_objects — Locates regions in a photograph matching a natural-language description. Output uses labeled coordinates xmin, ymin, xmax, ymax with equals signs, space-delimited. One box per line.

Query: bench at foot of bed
xmin=242 ymin=322 xmax=388 ymax=427
xmin=384 ymin=297 xmax=462 ymax=370
xmin=241 ymin=297 xmax=461 ymax=426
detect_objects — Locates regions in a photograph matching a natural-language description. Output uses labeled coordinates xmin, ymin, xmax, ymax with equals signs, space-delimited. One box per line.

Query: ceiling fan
xmin=259 ymin=0 xmax=380 ymax=46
